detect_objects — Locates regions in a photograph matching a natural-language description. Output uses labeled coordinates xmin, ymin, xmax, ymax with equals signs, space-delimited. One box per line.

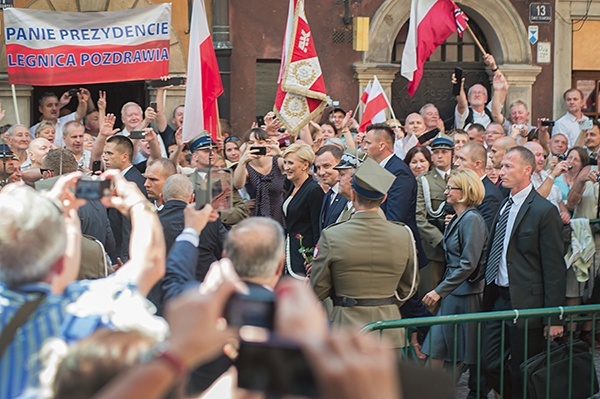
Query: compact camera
xmin=75 ymin=177 xmax=111 ymax=200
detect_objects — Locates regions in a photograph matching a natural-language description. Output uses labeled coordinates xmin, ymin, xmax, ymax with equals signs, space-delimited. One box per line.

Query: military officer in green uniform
xmin=310 ymin=157 xmax=419 ymax=348
xmin=416 ymin=135 xmax=453 ymax=298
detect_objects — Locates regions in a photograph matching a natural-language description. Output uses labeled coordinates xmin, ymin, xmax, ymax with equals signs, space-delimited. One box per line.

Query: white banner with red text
xmin=4 ymin=4 xmax=171 ymax=85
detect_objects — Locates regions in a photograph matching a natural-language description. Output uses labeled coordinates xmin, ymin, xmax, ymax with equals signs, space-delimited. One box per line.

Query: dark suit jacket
xmin=495 ymin=176 xmax=511 ymax=198
xmin=319 ymin=191 xmax=347 ymax=232
xmin=482 ymin=188 xmax=566 ymax=328
xmin=160 ymin=239 xmax=200 ymax=305
xmin=284 ymin=177 xmax=325 ymax=274
xmin=382 ymin=155 xmax=428 ymax=268
xmin=478 ymin=176 xmax=504 ymax=231
xmin=79 ymin=200 xmax=116 ymax=260
xmin=158 ymin=200 xmax=227 ymax=280
xmin=108 ymin=166 xmax=148 ymax=263
xmin=438 ymin=208 xmax=487 ymax=297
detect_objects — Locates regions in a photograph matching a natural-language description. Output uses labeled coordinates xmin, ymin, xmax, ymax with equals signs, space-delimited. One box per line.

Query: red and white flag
xmin=401 ymin=0 xmax=468 ymax=96
xmin=182 ymin=0 xmax=223 ymax=142
xmin=359 ymin=76 xmax=391 ymax=132
xmin=274 ymin=0 xmax=327 ymax=135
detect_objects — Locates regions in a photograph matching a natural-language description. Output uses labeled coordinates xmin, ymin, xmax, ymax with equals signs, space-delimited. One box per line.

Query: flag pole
xmin=466 ymin=23 xmax=487 ymax=56
xmin=10 ymin=84 xmax=20 ymax=125
xmin=352 ymin=97 xmax=361 ymax=120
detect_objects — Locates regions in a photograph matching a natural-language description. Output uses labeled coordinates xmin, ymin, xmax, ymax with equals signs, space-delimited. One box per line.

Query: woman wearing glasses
xmin=421 ymin=169 xmax=487 ymax=368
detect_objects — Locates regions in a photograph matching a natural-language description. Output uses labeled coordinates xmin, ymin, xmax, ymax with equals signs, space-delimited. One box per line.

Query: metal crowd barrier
xmin=361 ymin=304 xmax=600 ymax=399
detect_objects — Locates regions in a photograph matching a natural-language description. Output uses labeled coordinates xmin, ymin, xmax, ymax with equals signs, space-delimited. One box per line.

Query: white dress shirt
xmin=554 ymin=112 xmax=589 ymax=149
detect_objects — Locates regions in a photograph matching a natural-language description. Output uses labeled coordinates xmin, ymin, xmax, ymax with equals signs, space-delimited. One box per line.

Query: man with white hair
xmin=119 ymin=101 xmax=168 ymax=163
xmin=0 ymin=172 xmax=165 ymax=399
xmin=420 ymin=103 xmax=445 ymax=133
xmin=454 ymin=54 xmax=505 ymax=129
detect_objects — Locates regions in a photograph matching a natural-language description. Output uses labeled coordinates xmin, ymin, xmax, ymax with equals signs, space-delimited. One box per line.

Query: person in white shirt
xmin=454 ymin=54 xmax=506 ymax=129
xmin=524 ymin=141 xmax=570 ymax=224
xmin=554 ymin=88 xmax=589 ymax=148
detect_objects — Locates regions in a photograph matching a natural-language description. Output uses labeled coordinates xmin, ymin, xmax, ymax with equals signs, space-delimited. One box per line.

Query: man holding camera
xmin=0 ymin=171 xmax=165 ymax=399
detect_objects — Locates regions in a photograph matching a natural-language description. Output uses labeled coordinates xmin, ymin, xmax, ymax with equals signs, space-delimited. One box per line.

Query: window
xmin=573 ymin=72 xmax=600 ymax=121
xmin=255 ymin=60 xmax=281 ymax=116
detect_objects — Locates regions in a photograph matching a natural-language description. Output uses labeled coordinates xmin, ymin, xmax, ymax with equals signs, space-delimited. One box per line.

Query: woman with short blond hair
xmin=281 ymin=142 xmax=324 ymax=278
xmin=422 ymin=168 xmax=487 ymax=368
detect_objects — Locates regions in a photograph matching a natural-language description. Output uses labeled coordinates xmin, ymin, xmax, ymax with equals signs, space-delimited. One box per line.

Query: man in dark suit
xmin=481 ymin=146 xmax=566 ymax=399
xmin=362 ymin=123 xmax=431 ymax=346
xmin=161 ymin=212 xmax=283 ymax=395
xmin=103 ymin=135 xmax=148 ymax=263
xmin=454 ymin=142 xmax=503 ymax=230
xmin=151 ymin=174 xmax=226 ymax=315
xmin=362 ymin=123 xmax=427 ymax=268
xmin=315 ymin=145 xmax=347 ymax=232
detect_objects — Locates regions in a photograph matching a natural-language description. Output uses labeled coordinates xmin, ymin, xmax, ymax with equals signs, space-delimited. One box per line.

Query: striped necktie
xmin=485 ymin=198 xmax=514 ymax=285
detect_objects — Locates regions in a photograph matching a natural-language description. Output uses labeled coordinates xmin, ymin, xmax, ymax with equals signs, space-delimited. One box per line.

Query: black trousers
xmin=481 ymin=286 xmax=544 ymax=399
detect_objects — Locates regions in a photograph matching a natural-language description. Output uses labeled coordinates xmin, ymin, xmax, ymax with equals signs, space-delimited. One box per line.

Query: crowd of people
xmin=0 ymin=56 xmax=596 ymax=399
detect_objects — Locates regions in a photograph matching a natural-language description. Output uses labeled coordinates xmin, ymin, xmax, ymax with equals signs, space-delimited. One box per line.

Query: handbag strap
xmin=0 ymin=293 xmax=46 ymax=360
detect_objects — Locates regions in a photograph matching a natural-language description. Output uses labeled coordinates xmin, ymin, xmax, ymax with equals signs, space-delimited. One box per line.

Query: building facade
xmin=0 ymin=0 xmax=597 ymax=133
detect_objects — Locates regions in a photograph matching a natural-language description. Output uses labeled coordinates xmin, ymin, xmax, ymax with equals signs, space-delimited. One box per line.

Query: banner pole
xmin=11 ymin=84 xmax=20 ymax=125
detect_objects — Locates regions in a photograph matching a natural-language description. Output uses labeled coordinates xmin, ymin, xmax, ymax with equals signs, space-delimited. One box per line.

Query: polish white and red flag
xmin=359 ymin=76 xmax=391 ymax=132
xmin=182 ymin=0 xmax=223 ymax=141
xmin=274 ymin=0 xmax=327 ymax=135
xmin=401 ymin=0 xmax=468 ymax=96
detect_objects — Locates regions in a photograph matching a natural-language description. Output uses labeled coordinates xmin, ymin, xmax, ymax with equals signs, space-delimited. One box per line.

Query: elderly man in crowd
xmin=420 ymin=103 xmax=445 ymax=133
xmin=0 ymin=171 xmax=165 ymax=399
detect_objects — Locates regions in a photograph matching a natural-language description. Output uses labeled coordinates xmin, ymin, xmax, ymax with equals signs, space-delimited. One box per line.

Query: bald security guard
xmin=310 ymin=158 xmax=419 ymax=347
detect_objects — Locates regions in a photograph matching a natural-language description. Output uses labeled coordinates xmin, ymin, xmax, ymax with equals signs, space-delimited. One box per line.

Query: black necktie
xmin=485 ymin=198 xmax=514 ymax=285
xmin=322 ymin=189 xmax=334 ymax=223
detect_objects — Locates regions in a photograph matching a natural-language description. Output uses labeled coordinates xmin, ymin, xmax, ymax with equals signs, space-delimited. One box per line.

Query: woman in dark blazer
xmin=281 ymin=142 xmax=325 ymax=278
xmin=421 ymin=168 xmax=488 ymax=367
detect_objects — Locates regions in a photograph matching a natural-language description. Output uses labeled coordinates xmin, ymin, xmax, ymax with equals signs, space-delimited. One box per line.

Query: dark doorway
xmin=31 ymin=81 xmax=147 ymax=130
xmin=390 ymin=18 xmax=490 ymax=130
